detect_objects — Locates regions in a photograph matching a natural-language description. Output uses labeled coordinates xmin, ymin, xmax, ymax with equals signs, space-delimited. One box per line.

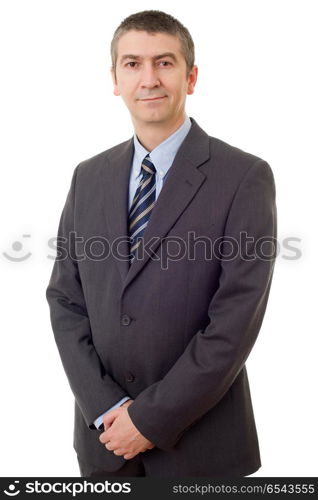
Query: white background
xmin=0 ymin=0 xmax=317 ymax=477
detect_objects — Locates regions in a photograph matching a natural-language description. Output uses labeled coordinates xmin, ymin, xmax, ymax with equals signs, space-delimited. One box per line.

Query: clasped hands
xmin=99 ymin=399 xmax=155 ymax=460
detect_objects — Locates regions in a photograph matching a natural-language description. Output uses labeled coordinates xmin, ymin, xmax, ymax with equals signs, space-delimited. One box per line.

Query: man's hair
xmin=111 ymin=10 xmax=195 ymax=78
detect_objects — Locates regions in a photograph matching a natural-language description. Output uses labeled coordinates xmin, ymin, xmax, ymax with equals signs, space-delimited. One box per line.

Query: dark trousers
xmin=77 ymin=454 xmax=146 ymax=477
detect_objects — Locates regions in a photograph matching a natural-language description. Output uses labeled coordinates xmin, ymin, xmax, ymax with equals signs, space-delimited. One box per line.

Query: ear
xmin=111 ymin=67 xmax=120 ymax=96
xmin=187 ymin=65 xmax=198 ymax=95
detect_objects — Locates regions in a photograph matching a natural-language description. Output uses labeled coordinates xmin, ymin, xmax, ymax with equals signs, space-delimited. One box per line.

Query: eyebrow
xmin=119 ymin=52 xmax=178 ymax=64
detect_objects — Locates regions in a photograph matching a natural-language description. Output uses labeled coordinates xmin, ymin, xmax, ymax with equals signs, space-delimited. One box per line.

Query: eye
xmin=158 ymin=61 xmax=172 ymax=67
xmin=126 ymin=61 xmax=138 ymax=68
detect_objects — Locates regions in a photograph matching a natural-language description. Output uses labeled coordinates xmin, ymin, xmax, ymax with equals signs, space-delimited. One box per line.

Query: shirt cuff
xmin=93 ymin=396 xmax=131 ymax=430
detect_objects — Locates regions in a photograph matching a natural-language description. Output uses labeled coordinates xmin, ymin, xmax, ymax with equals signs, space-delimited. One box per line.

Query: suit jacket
xmin=46 ymin=117 xmax=277 ymax=477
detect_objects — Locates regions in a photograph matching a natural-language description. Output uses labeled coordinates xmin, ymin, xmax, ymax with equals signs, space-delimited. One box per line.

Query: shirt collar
xmin=132 ymin=115 xmax=192 ymax=179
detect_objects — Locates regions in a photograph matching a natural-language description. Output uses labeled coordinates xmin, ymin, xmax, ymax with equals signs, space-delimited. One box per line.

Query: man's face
xmin=111 ymin=30 xmax=197 ymax=127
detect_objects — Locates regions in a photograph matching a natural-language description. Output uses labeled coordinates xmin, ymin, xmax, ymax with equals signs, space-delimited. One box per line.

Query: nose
xmin=140 ymin=62 xmax=160 ymax=88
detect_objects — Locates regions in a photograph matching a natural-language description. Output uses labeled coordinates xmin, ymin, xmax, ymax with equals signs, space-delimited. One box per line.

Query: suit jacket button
xmin=121 ymin=314 xmax=131 ymax=326
xmin=126 ymin=372 xmax=135 ymax=383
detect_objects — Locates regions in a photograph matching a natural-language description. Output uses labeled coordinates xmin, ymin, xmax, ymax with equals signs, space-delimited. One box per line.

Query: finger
xmin=99 ymin=432 xmax=112 ymax=444
xmin=139 ymin=443 xmax=154 ymax=451
xmin=102 ymin=418 xmax=115 ymax=432
xmin=103 ymin=409 xmax=120 ymax=428
xmin=102 ymin=415 xmax=119 ymax=433
xmin=112 ymin=448 xmax=125 ymax=456
xmin=99 ymin=433 xmax=105 ymax=444
xmin=104 ymin=441 xmax=117 ymax=451
xmin=141 ymin=446 xmax=151 ymax=452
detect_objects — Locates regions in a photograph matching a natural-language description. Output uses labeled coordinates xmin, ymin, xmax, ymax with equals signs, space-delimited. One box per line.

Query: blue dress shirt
xmin=93 ymin=115 xmax=192 ymax=430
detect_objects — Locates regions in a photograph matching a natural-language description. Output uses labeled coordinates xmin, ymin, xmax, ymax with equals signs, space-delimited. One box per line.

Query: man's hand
xmin=99 ymin=399 xmax=155 ymax=460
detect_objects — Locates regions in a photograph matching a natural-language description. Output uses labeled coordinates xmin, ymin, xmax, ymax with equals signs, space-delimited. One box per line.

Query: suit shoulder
xmin=75 ymin=138 xmax=132 ymax=177
xmin=206 ymin=134 xmax=274 ymax=186
xmin=208 ymin=135 xmax=266 ymax=166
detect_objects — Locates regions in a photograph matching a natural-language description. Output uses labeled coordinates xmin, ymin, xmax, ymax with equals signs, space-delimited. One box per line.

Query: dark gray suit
xmin=46 ymin=117 xmax=277 ymax=477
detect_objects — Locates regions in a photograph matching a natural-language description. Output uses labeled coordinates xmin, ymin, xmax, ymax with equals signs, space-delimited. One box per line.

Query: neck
xmin=132 ymin=112 xmax=186 ymax=151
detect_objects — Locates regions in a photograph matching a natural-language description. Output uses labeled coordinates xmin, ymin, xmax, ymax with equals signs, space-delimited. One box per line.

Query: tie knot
xmin=141 ymin=154 xmax=156 ymax=176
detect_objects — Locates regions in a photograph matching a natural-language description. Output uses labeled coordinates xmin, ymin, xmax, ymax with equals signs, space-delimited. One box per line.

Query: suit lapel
xmin=100 ymin=118 xmax=211 ymax=294
xmin=100 ymin=138 xmax=134 ymax=283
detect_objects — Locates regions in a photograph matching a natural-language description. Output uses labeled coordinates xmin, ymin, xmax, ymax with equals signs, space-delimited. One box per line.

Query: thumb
xmin=102 ymin=409 xmax=120 ymax=430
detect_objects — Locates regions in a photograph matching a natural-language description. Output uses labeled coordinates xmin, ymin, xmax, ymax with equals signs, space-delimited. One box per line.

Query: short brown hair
xmin=111 ymin=10 xmax=195 ymax=78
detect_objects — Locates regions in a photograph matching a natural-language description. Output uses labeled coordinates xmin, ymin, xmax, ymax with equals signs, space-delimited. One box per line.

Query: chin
xmin=143 ymin=110 xmax=170 ymax=122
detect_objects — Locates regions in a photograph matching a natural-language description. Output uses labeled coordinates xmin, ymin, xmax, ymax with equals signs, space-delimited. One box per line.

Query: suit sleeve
xmin=46 ymin=165 xmax=129 ymax=429
xmin=127 ymin=159 xmax=277 ymax=450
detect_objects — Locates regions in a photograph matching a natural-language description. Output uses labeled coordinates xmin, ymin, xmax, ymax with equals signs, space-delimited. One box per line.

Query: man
xmin=46 ymin=10 xmax=277 ymax=478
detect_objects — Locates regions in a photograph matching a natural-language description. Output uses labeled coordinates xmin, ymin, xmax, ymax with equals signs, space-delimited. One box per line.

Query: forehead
xmin=116 ymin=30 xmax=183 ymax=58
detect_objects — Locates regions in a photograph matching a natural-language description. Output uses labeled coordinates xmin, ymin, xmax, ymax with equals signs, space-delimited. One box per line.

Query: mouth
xmin=139 ymin=96 xmax=167 ymax=102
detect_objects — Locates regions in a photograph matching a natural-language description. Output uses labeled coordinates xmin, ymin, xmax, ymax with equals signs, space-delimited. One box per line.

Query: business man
xmin=46 ymin=10 xmax=277 ymax=478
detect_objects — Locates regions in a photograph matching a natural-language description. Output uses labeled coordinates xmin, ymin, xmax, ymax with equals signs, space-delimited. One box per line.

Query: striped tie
xmin=128 ymin=154 xmax=156 ymax=261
